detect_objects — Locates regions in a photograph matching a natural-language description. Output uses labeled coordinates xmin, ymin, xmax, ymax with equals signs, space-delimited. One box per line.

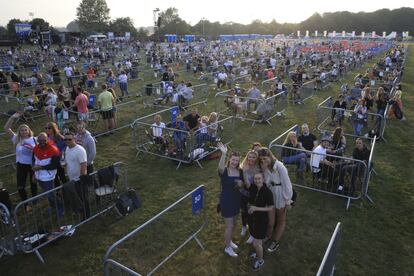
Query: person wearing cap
xmin=310 ymin=133 xmax=335 ymax=182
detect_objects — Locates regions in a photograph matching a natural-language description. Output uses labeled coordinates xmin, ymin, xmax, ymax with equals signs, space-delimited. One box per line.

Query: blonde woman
xmin=4 ymin=113 xmax=38 ymax=202
xmin=258 ymin=147 xmax=293 ymax=253
xmin=217 ymin=142 xmax=243 ymax=257
xmin=281 ymin=131 xmax=307 ymax=181
xmin=388 ymin=90 xmax=405 ymax=120
xmin=240 ymin=150 xmax=261 ymax=241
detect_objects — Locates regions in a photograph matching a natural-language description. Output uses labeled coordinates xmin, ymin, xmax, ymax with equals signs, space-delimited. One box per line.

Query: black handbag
xmin=115 ymin=189 xmax=141 ymax=216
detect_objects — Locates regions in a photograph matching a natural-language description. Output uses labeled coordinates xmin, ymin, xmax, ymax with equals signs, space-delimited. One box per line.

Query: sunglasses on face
xmin=64 ymin=138 xmax=73 ymax=141
xmin=45 ymin=127 xmax=51 ymax=130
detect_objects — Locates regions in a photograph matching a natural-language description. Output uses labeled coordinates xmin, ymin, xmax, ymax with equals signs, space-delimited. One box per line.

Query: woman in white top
xmin=4 ymin=112 xmax=38 ymax=202
xmin=258 ymin=147 xmax=293 ymax=253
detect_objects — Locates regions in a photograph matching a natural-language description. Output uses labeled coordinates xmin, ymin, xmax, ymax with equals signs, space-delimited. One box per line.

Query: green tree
xmin=136 ymin=27 xmax=149 ymax=40
xmin=30 ymin=18 xmax=50 ymax=31
xmin=109 ymin=17 xmax=137 ymax=36
xmin=6 ymin=19 xmax=25 ymax=36
xmin=76 ymin=0 xmax=110 ymax=32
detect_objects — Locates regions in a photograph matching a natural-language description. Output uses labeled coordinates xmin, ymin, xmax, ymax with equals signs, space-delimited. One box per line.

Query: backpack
xmin=115 ymin=189 xmax=141 ymax=216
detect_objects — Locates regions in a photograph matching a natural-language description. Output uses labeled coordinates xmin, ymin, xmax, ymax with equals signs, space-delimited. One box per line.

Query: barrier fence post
xmin=103 ymin=185 xmax=206 ymax=276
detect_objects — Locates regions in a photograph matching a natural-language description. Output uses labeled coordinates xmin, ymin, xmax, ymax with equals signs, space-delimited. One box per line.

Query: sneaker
xmin=240 ymin=226 xmax=247 ymax=236
xmin=252 ymin=259 xmax=264 ymax=271
xmin=267 ymin=240 xmax=280 ymax=252
xmin=249 ymin=252 xmax=257 ymax=259
xmin=337 ymin=185 xmax=344 ymax=194
xmin=230 ymin=241 xmax=238 ymax=250
xmin=224 ymin=246 xmax=238 ymax=257
xmin=245 ymin=235 xmax=254 ymax=244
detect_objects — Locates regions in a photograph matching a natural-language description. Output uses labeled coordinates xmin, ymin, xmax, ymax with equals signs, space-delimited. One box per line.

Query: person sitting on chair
xmin=310 ymin=133 xmax=335 ymax=183
xmin=151 ymin=114 xmax=169 ymax=155
xmin=337 ymin=138 xmax=371 ymax=194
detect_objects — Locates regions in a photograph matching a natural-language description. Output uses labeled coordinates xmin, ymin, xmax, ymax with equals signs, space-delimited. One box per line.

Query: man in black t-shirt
xmin=337 ymin=138 xmax=371 ymax=193
xmin=297 ymin=123 xmax=318 ymax=152
xmin=183 ymin=108 xmax=200 ymax=134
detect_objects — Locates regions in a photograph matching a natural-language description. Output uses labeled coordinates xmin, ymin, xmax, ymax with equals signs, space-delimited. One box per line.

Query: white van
xmin=87 ymin=34 xmax=107 ymax=42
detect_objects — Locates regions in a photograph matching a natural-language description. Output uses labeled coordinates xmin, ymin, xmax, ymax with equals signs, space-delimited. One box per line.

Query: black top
xmin=298 ymin=133 xmax=317 ymax=151
xmin=353 ymin=146 xmax=370 ymax=162
xmin=333 ymin=100 xmax=347 ymax=110
xmin=281 ymin=142 xmax=300 ymax=157
xmin=183 ymin=113 xmax=200 ymax=130
xmin=248 ymin=184 xmax=274 ymax=218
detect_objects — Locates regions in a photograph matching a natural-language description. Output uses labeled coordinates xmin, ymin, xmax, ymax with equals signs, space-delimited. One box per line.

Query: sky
xmin=0 ymin=0 xmax=412 ymax=28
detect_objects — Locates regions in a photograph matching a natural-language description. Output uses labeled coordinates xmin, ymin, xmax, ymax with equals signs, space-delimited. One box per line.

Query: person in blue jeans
xmin=32 ymin=132 xmax=64 ymax=218
xmin=281 ymin=131 xmax=307 ymax=182
xmin=353 ymin=99 xmax=367 ymax=136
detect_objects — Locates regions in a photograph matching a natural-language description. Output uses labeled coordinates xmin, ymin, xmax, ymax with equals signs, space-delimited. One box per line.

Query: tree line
xmin=0 ymin=0 xmax=412 ymax=41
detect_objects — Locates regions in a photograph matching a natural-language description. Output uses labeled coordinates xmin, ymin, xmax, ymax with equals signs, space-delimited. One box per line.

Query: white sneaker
xmin=224 ymin=246 xmax=238 ymax=257
xmin=245 ymin=235 xmax=254 ymax=244
xmin=240 ymin=226 xmax=247 ymax=236
xmin=230 ymin=241 xmax=238 ymax=250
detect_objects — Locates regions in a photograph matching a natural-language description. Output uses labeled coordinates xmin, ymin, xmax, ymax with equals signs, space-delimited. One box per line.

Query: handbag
xmin=115 ymin=189 xmax=141 ymax=216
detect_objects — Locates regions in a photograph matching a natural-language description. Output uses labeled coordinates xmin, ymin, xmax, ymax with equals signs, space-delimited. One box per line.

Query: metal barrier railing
xmin=132 ymin=106 xmax=234 ymax=169
xmin=214 ymin=89 xmax=287 ymax=126
xmin=103 ymin=185 xmax=206 ymax=276
xmin=0 ymin=162 xmax=128 ymax=263
xmin=269 ymin=125 xmax=376 ymax=209
xmin=316 ymin=96 xmax=385 ymax=140
xmin=142 ymin=83 xmax=209 ymax=111
xmin=0 ymin=202 xmax=16 ymax=258
xmin=316 ymin=222 xmax=342 ymax=276
xmin=67 ymin=100 xmax=137 ymax=137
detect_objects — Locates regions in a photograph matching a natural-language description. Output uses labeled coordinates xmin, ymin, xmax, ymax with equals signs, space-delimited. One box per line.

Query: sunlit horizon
xmin=0 ymin=0 xmax=412 ymax=28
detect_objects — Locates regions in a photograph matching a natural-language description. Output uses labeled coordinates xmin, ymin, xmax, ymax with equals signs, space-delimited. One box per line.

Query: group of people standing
xmin=216 ymin=142 xmax=293 ymax=271
xmin=3 ymin=113 xmax=96 ymax=217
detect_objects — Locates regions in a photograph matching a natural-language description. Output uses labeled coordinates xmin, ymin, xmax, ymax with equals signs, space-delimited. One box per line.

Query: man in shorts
xmin=98 ymin=84 xmax=115 ymax=134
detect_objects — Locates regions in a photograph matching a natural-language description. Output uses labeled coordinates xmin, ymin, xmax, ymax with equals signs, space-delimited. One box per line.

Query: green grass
xmin=1 ymin=44 xmax=414 ymax=276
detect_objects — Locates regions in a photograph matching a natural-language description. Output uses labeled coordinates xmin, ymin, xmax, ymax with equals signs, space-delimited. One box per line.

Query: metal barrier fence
xmin=316 ymin=96 xmax=386 ymax=140
xmin=142 ymin=83 xmax=209 ymax=111
xmin=316 ymin=222 xmax=342 ymax=276
xmin=0 ymin=202 xmax=15 ymax=258
xmin=214 ymin=89 xmax=287 ymax=126
xmin=269 ymin=125 xmax=376 ymax=209
xmin=103 ymin=185 xmax=206 ymax=276
xmin=0 ymin=93 xmax=47 ymax=122
xmin=0 ymin=162 xmax=128 ymax=263
xmin=132 ymin=106 xmax=234 ymax=169
xmin=67 ymin=100 xmax=137 ymax=137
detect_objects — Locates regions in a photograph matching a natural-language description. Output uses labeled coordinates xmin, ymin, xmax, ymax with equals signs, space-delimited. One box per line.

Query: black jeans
xmin=16 ymin=163 xmax=37 ymax=201
xmin=75 ymin=179 xmax=91 ymax=219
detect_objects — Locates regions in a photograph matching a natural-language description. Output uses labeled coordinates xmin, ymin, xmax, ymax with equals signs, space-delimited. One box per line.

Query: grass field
xmin=1 ymin=44 xmax=413 ymax=276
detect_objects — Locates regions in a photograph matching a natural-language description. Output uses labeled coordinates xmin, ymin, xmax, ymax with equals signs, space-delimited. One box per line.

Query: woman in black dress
xmin=247 ymin=172 xmax=274 ymax=271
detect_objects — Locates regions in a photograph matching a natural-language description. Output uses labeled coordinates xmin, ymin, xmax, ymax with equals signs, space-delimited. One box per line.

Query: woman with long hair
xmin=240 ymin=150 xmax=260 ymax=241
xmin=217 ymin=142 xmax=243 ymax=257
xmin=258 ymin=147 xmax=293 ymax=253
xmin=4 ymin=113 xmax=37 ymax=202
xmin=281 ymin=131 xmax=307 ymax=182
xmin=328 ymin=127 xmax=347 ymax=156
xmin=44 ymin=122 xmax=67 ymax=186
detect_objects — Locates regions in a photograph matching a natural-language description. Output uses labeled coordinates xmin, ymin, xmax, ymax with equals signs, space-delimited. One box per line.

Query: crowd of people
xmin=0 ymin=38 xmax=407 ymax=272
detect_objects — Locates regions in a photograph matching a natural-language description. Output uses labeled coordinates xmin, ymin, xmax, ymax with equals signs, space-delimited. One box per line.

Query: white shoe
xmin=245 ymin=235 xmax=254 ymax=244
xmin=230 ymin=241 xmax=238 ymax=250
xmin=240 ymin=226 xmax=247 ymax=236
xmin=224 ymin=246 xmax=238 ymax=257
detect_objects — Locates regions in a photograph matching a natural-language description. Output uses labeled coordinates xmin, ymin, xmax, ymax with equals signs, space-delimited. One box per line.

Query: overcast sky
xmin=0 ymin=0 xmax=412 ymax=28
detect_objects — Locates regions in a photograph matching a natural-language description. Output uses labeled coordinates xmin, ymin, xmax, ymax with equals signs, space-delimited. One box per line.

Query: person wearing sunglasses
xmin=63 ymin=132 xmax=90 ymax=218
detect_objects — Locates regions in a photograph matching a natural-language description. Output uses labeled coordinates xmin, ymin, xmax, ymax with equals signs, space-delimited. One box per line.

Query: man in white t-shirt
xmin=64 ymin=132 xmax=90 ymax=217
xmin=63 ymin=64 xmax=74 ymax=87
xmin=151 ymin=115 xmax=168 ymax=155
xmin=310 ymin=134 xmax=335 ymax=181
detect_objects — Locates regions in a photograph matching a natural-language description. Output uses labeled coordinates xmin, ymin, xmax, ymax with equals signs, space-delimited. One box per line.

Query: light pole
xmin=202 ymin=17 xmax=206 ymax=38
